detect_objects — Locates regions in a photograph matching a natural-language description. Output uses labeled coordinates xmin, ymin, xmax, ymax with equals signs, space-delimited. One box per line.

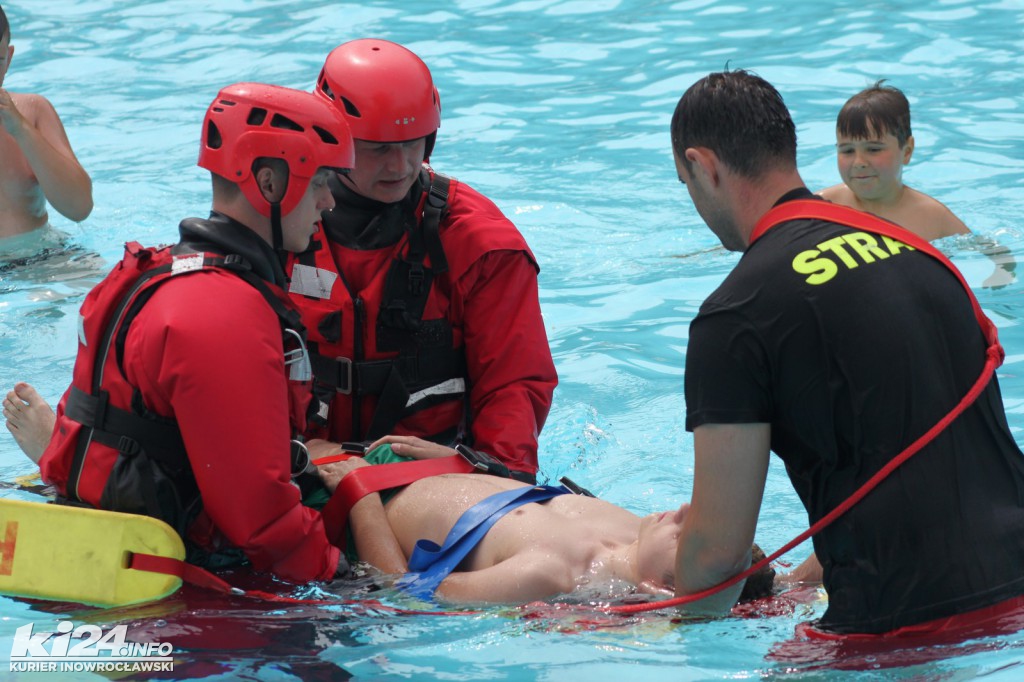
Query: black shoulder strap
xmin=67 ymin=253 xmax=303 ymax=503
xmin=421 ymin=172 xmax=451 ymax=274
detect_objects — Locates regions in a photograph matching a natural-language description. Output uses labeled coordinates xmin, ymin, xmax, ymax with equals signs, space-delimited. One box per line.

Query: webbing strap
xmin=320 ymin=455 xmax=476 ymax=547
xmin=750 ymin=200 xmax=1001 ymax=352
xmin=129 ymin=552 xmax=241 ymax=595
xmin=606 ymin=201 xmax=1005 ymax=615
xmin=397 ymin=485 xmax=570 ymax=600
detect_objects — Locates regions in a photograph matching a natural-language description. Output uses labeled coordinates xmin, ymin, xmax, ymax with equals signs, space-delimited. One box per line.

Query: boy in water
xmin=818 ymin=81 xmax=966 ymax=241
xmin=318 ymin=443 xmax=778 ymax=604
xmin=820 ymin=81 xmax=1013 ymax=286
xmin=0 ymin=4 xmax=93 ymax=238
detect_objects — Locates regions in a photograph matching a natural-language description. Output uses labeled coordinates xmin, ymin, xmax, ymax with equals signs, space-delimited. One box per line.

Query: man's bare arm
xmin=675 ymin=422 xmax=770 ymax=614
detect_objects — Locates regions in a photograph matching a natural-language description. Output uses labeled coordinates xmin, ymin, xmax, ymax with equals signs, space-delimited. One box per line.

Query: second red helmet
xmin=316 ymin=39 xmax=441 ymax=144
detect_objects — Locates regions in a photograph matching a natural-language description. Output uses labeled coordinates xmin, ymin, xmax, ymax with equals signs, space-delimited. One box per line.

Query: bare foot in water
xmin=4 ymin=382 xmax=56 ymax=464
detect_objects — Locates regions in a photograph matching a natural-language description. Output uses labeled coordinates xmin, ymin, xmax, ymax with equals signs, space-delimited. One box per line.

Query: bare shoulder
xmin=10 ymin=92 xmax=59 ymax=124
xmin=818 ymin=183 xmax=855 ymax=205
xmin=903 ymin=188 xmax=971 ymax=239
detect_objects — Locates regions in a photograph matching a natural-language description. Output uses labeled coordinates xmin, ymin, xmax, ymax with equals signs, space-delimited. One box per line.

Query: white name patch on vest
xmin=171 ymin=253 xmax=205 ymax=275
xmin=289 ymin=264 xmax=337 ymax=299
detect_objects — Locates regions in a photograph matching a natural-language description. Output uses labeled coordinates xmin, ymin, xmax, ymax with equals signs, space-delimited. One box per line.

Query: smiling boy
xmin=318 ymin=446 xmax=777 ymax=604
xmin=819 ymin=82 xmax=968 ymax=242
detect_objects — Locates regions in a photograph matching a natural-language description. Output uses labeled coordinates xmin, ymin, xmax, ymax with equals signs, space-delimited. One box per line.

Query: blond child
xmin=0 ymin=5 xmax=92 ymax=239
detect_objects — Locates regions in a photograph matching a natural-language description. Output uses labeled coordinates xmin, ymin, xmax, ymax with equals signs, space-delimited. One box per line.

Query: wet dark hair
xmin=661 ymin=543 xmax=776 ymax=602
xmin=737 ymin=543 xmax=775 ymax=603
xmin=1 ymin=5 xmax=9 ymax=43
xmin=670 ymin=69 xmax=797 ymax=178
xmin=836 ymin=80 xmax=912 ymax=147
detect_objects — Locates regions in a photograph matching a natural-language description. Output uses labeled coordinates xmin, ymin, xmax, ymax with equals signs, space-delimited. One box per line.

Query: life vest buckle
xmin=117 ymin=435 xmax=142 ymax=458
xmin=222 ymin=254 xmax=252 ymax=271
xmin=408 ymin=265 xmax=424 ymax=295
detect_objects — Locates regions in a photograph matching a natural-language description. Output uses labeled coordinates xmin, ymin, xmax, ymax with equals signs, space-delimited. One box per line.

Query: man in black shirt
xmin=670 ymin=70 xmax=1024 ymax=635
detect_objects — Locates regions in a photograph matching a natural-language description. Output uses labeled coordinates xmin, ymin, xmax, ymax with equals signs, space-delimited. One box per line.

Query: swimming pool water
xmin=2 ymin=0 xmax=1024 ymax=679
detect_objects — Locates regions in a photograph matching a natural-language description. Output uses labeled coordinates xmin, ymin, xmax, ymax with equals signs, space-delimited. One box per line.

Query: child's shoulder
xmin=9 ymin=91 xmax=59 ymax=117
xmin=817 ymin=183 xmax=854 ymax=203
xmin=902 ymin=187 xmax=970 ymax=239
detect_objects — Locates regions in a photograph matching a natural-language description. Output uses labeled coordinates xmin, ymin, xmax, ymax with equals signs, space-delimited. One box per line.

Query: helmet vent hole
xmin=319 ymin=80 xmax=335 ymax=101
xmin=340 ymin=97 xmax=361 ymax=118
xmin=312 ymin=126 xmax=339 ymax=145
xmin=270 ymin=113 xmax=304 ymax=132
xmin=205 ymin=121 xmax=222 ymax=150
xmin=247 ymin=108 xmax=268 ymax=126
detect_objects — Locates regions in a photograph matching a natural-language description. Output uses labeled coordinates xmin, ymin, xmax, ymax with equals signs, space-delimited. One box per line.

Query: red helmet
xmin=198 ymin=82 xmax=354 ymax=217
xmin=315 ymin=39 xmax=441 ymax=145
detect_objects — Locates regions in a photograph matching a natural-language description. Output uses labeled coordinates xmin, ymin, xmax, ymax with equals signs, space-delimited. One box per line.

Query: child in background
xmin=0 ymin=4 xmax=92 ymax=239
xmin=819 ymin=81 xmax=967 ymax=241
xmin=820 ymin=81 xmax=1014 ymax=285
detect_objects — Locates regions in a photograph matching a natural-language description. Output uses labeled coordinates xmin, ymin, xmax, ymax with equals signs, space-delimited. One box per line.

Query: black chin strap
xmin=270 ymin=201 xmax=283 ymax=251
xmin=269 ymin=201 xmax=292 ymax=276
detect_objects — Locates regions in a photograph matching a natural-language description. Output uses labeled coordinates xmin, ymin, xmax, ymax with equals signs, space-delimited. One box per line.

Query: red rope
xmin=603 ymin=201 xmax=1004 ymax=615
xmin=129 ymin=201 xmax=1005 ymax=619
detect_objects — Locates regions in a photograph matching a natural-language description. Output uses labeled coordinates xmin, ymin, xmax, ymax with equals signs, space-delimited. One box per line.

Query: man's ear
xmin=685 ymin=147 xmax=720 ymax=187
xmin=255 ymin=165 xmax=285 ymax=203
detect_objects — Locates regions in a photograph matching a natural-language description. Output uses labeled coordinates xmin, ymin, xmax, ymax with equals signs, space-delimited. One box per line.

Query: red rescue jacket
xmin=287 ymin=169 xmax=556 ymax=476
xmin=41 ymin=217 xmax=339 ymax=582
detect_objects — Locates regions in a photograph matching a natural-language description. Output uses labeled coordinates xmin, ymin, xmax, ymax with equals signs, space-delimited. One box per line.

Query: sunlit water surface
xmin=2 ymin=1 xmax=1023 ymax=679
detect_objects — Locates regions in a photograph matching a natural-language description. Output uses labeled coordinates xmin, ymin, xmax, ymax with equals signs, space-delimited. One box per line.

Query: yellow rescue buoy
xmin=0 ymin=498 xmax=184 ymax=607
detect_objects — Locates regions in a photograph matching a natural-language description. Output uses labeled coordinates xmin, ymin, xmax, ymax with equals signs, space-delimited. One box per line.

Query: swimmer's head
xmin=738 ymin=543 xmax=775 ymax=602
xmin=1 ymin=5 xmax=9 ymax=44
xmin=671 ymin=69 xmax=797 ymax=179
xmin=836 ymin=80 xmax=912 ymax=149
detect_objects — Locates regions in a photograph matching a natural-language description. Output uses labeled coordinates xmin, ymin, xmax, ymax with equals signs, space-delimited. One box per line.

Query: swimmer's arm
xmin=318 ymin=458 xmax=407 ymax=574
xmin=675 ymin=422 xmax=770 ymax=614
xmin=435 ymin=554 xmax=571 ymax=604
xmin=976 ymin=234 xmax=1017 ymax=288
xmin=0 ymin=93 xmax=93 ymax=222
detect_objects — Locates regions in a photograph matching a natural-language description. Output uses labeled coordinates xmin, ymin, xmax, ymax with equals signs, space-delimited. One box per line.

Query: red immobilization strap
xmin=320 ymin=455 xmax=476 ymax=547
xmin=751 ymin=200 xmax=1001 ymax=355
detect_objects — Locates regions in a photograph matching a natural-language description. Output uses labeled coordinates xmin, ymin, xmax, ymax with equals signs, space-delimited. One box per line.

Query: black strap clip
xmin=558 ymin=476 xmax=596 ymax=498
xmin=455 ymin=444 xmax=510 ymax=478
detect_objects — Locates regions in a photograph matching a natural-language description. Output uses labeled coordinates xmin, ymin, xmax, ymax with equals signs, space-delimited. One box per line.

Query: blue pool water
xmin=2 ymin=0 xmax=1024 ymax=679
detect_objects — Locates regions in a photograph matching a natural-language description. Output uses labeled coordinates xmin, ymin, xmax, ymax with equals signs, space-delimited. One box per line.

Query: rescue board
xmin=0 ymin=497 xmax=184 ymax=607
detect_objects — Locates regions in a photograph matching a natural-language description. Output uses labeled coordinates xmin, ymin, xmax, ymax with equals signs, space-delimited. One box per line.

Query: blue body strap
xmin=396 ymin=484 xmax=570 ymax=600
